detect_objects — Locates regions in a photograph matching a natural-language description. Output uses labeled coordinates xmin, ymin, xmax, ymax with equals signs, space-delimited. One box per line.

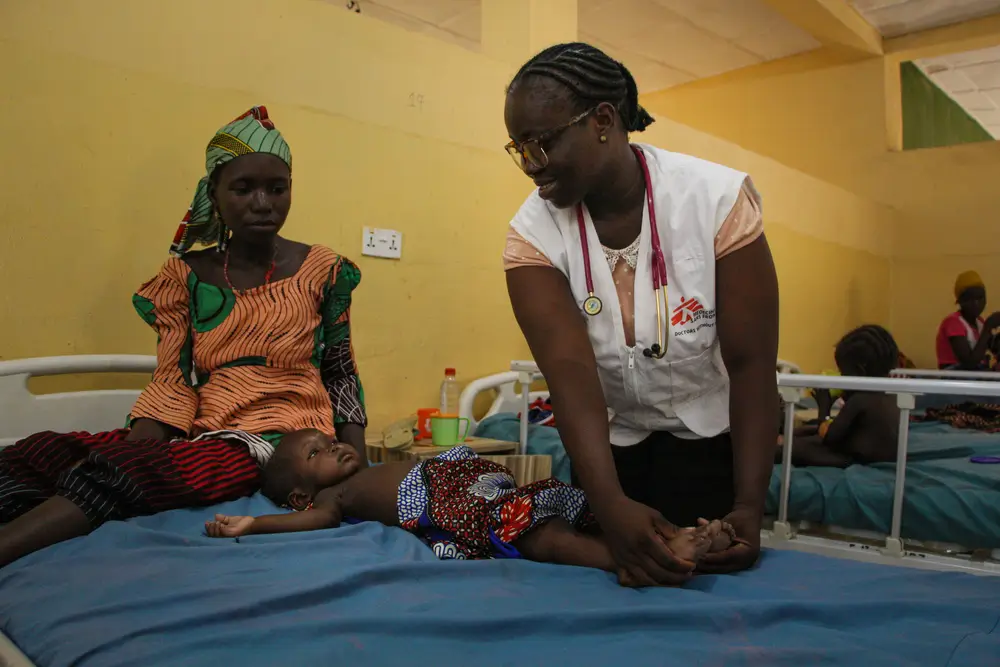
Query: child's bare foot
xmin=664 ymin=519 xmax=736 ymax=562
xmin=703 ymin=519 xmax=735 ymax=553
xmin=667 ymin=524 xmax=715 ymax=563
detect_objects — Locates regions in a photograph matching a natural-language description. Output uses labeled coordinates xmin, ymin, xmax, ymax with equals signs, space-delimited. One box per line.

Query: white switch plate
xmin=362 ymin=226 xmax=402 ymax=259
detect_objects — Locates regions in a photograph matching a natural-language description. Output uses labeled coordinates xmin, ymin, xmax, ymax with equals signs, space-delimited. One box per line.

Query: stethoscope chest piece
xmin=583 ymin=295 xmax=603 ymax=316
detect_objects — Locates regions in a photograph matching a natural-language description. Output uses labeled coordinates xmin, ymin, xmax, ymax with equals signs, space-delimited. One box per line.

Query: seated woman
xmin=777 ymin=325 xmax=900 ymax=468
xmin=936 ymin=271 xmax=1000 ymax=371
xmin=0 ymin=106 xmax=366 ymax=568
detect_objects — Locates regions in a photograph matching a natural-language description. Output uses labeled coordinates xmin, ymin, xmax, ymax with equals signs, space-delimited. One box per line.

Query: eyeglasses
xmin=504 ymin=108 xmax=596 ymax=172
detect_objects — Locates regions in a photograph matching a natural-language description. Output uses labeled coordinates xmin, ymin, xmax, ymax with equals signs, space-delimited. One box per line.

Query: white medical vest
xmin=509 ymin=144 xmax=756 ymax=445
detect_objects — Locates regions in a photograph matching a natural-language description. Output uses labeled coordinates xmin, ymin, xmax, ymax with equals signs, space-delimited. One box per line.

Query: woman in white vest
xmin=502 ymin=43 xmax=779 ymax=586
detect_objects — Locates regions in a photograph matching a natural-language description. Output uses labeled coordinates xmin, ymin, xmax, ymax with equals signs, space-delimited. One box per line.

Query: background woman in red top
xmin=935 ymin=271 xmax=1000 ymax=370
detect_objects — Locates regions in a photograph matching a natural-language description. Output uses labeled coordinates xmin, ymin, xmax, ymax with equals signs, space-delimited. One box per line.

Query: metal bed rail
xmin=511 ymin=360 xmax=548 ymax=456
xmin=778 ymin=373 xmax=1000 ymax=559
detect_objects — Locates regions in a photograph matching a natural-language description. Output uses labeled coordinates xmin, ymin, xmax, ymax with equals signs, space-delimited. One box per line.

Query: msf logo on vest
xmin=671 ymin=297 xmax=716 ymax=337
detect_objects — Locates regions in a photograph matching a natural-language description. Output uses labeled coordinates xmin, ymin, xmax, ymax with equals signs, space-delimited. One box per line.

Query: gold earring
xmin=600 ymin=135 xmax=607 ymax=143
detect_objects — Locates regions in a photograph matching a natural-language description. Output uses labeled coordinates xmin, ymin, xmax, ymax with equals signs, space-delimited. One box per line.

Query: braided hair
xmin=508 ymin=42 xmax=655 ymax=133
xmin=834 ymin=325 xmax=899 ymax=378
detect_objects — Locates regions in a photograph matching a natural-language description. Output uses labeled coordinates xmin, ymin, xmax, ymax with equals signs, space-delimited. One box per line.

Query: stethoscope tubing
xmin=576 ymin=145 xmax=668 ymax=358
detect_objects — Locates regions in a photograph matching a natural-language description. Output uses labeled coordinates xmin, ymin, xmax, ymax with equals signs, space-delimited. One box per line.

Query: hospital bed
xmin=776 ymin=367 xmax=1000 ymax=556
xmin=2 ymin=356 xmax=1000 ymax=666
xmin=469 ymin=360 xmax=1000 ymax=575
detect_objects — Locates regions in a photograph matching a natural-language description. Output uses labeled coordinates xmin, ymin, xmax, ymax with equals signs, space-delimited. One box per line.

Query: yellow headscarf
xmin=954 ymin=271 xmax=985 ymax=300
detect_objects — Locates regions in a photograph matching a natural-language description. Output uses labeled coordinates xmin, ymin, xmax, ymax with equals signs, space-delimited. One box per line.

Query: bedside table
xmin=365 ymin=436 xmax=552 ymax=486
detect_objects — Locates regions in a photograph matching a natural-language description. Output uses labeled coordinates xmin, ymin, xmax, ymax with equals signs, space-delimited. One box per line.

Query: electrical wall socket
xmin=361 ymin=226 xmax=402 ymax=259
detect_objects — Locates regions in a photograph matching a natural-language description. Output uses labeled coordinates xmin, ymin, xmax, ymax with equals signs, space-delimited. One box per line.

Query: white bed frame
xmin=457 ymin=360 xmax=1000 ymax=577
xmin=0 ymin=355 xmax=156 ymax=447
xmin=0 ymin=355 xmax=157 ymax=667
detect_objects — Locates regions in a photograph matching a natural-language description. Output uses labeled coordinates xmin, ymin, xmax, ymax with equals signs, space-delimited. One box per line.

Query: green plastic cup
xmin=430 ymin=415 xmax=469 ymax=447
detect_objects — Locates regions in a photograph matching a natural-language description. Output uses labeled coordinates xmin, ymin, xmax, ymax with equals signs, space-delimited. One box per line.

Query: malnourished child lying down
xmin=205 ymin=429 xmax=737 ymax=586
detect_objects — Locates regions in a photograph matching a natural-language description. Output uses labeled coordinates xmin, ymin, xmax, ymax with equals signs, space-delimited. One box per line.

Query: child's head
xmin=834 ymin=324 xmax=899 ymax=378
xmin=261 ymin=429 xmax=361 ymax=509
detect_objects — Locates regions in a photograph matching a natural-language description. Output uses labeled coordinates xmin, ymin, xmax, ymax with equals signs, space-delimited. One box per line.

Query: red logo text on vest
xmin=671 ymin=297 xmax=717 ymax=337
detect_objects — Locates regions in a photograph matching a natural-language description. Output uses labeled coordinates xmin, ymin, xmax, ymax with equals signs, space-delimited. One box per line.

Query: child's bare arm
xmin=776 ymin=398 xmax=867 ymax=467
xmin=820 ymin=397 xmax=864 ymax=450
xmin=205 ymin=488 xmax=342 ymax=538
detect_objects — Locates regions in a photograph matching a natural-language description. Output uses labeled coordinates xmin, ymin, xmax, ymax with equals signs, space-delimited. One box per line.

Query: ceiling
xmin=849 ymin=0 xmax=1000 ymax=38
xmin=579 ymin=0 xmax=820 ymax=91
xmin=343 ymin=0 xmax=821 ymax=92
xmin=344 ymin=0 xmax=481 ymax=53
xmin=345 ymin=0 xmax=1000 ymax=139
xmin=915 ymin=45 xmax=1000 ymax=138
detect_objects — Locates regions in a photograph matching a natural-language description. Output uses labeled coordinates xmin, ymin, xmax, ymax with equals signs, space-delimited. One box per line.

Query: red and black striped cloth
xmin=0 ymin=429 xmax=261 ymax=526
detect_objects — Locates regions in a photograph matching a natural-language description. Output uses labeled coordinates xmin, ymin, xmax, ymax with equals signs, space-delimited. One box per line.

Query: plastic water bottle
xmin=440 ymin=367 xmax=459 ymax=415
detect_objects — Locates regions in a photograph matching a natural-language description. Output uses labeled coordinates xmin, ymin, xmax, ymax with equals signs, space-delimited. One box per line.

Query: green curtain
xmin=901 ymin=61 xmax=993 ymax=150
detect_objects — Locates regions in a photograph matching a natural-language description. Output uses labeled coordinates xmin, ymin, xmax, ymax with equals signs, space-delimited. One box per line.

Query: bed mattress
xmin=1 ymin=493 xmax=999 ymax=666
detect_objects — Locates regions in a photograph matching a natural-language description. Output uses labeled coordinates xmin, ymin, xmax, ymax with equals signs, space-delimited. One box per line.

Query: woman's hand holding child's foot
xmin=617 ymin=519 xmax=734 ymax=587
xmin=669 ymin=519 xmax=732 ymax=563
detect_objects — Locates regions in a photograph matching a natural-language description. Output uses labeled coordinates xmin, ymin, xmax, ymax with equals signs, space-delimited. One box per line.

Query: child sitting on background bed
xmin=776 ymin=325 xmax=900 ymax=468
xmin=205 ymin=429 xmax=736 ymax=587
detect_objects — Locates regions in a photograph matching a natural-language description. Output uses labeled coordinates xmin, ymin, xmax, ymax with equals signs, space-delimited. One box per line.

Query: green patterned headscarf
xmin=170 ymin=106 xmax=292 ymax=256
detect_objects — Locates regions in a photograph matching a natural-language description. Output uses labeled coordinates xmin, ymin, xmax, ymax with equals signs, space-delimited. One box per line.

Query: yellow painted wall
xmin=0 ymin=0 xmax=531 ymax=425
xmin=884 ymin=141 xmax=1000 ymax=367
xmin=642 ymin=51 xmax=889 ymax=200
xmin=0 ymin=0 xmax=898 ymax=428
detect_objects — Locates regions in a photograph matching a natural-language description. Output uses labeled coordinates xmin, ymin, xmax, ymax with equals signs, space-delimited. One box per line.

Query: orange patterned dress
xmin=129 ymin=245 xmax=365 ymax=439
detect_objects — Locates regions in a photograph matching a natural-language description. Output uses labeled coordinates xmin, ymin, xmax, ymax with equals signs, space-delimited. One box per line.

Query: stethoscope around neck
xmin=577 ymin=145 xmax=668 ymax=359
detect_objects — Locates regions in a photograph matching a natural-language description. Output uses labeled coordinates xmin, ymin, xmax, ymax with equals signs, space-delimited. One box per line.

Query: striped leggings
xmin=0 ymin=430 xmax=261 ymax=527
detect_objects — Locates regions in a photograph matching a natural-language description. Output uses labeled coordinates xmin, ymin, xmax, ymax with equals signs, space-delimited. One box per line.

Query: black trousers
xmin=575 ymin=431 xmax=735 ymax=527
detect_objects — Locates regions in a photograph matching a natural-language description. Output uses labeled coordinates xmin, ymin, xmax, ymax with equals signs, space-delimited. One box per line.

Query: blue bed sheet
xmin=478 ymin=413 xmax=1000 ymax=548
xmin=1 ymin=494 xmax=999 ymax=667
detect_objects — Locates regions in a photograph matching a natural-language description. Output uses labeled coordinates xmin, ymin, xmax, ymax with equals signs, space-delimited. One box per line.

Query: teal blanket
xmin=768 ymin=421 xmax=1000 ymax=547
